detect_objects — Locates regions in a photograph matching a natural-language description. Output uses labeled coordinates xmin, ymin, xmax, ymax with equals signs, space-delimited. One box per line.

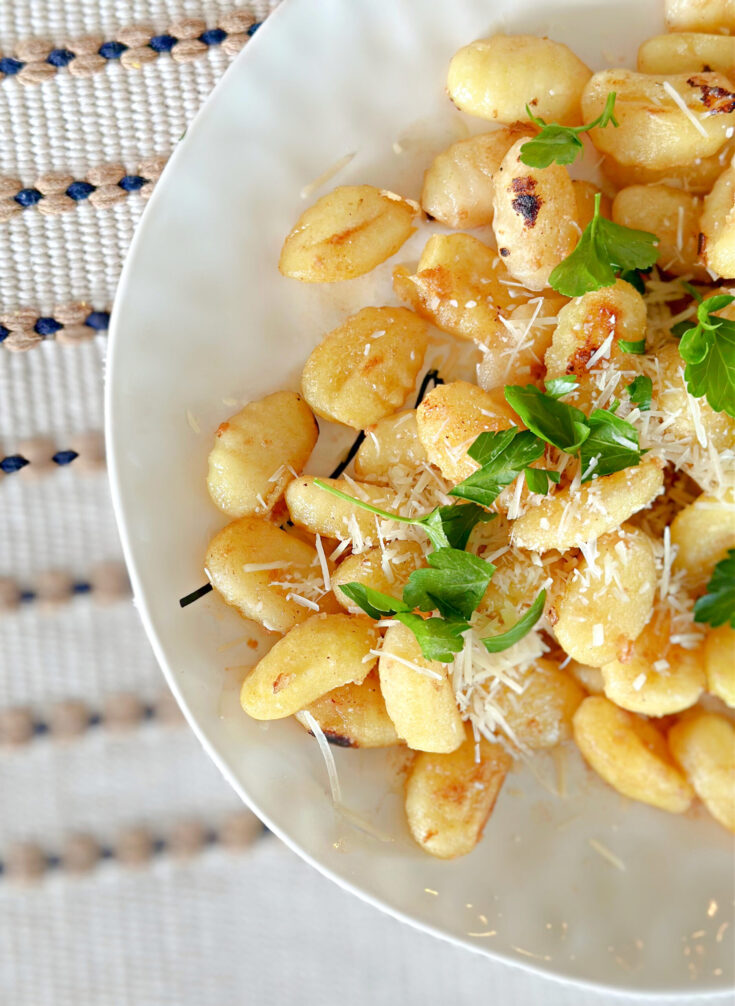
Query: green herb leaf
xmin=482 ymin=590 xmax=546 ymax=653
xmin=524 ymin=467 xmax=561 ymax=495
xmin=449 ymin=429 xmax=545 ymax=508
xmin=394 ymin=612 xmax=469 ymax=662
xmin=626 ymin=375 xmax=653 ymax=411
xmin=419 ymin=502 xmax=495 ymax=551
xmin=678 ymin=295 xmax=735 ymax=418
xmin=403 ymin=548 xmax=495 ymax=621
xmin=619 ymin=269 xmax=646 ymax=294
xmin=549 ymin=193 xmax=659 ymax=298
xmin=337 ymin=583 xmax=409 ymax=620
xmin=671 ymin=320 xmax=692 ymax=339
xmin=579 ymin=408 xmax=642 ymax=481
xmin=544 ymin=375 xmax=579 ymax=399
xmin=618 ymin=338 xmax=646 ymax=355
xmin=680 ymin=280 xmax=703 ymax=303
xmin=519 ymin=92 xmax=618 ymax=168
xmin=504 ymin=384 xmax=589 ymax=453
xmin=693 ymin=550 xmax=735 ymax=628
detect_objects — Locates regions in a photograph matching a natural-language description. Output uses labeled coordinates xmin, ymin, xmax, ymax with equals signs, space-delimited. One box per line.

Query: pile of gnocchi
xmin=201 ymin=0 xmax=735 ymax=859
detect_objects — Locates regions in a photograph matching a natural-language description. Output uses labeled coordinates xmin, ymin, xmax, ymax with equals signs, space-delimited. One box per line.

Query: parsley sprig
xmin=693 ymin=550 xmax=735 ymax=629
xmin=549 ymin=194 xmax=659 ymax=298
xmin=519 ymin=92 xmax=618 ymax=168
xmin=676 ymin=294 xmax=735 ymax=419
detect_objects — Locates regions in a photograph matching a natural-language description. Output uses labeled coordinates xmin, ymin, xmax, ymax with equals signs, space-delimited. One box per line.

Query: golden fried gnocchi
xmin=207 ymin=391 xmax=317 ymax=518
xmin=206 ymin=516 xmax=336 ymax=633
xmin=582 ymin=70 xmax=735 ymax=169
xmin=700 ymin=166 xmax=735 ymax=279
xmin=240 ymin=614 xmax=379 ymax=720
xmin=573 ymin=696 xmax=694 ymax=813
xmin=393 ymin=232 xmax=520 ymax=344
xmin=554 ymin=527 xmax=657 ymax=667
xmin=612 ymin=185 xmax=705 ymax=279
xmin=491 ymin=658 xmax=584 ymax=750
xmin=656 ymin=342 xmax=735 ymax=455
xmin=378 ymin=623 xmax=465 ymax=753
xmin=671 ymin=491 xmax=735 ymax=590
xmin=301 ymin=307 xmax=428 ymax=429
xmin=492 ymin=139 xmax=579 ymax=291
xmin=511 ymin=457 xmax=665 ymax=552
xmin=353 ymin=410 xmax=428 ymax=481
xmin=669 ymin=712 xmax=735 ymax=832
xmin=420 ymin=125 xmax=534 ymax=228
xmin=601 ymin=144 xmax=735 ymax=194
xmin=279 ymin=185 xmax=418 ymax=282
xmin=476 ymin=295 xmax=564 ymax=391
xmin=704 ymin=626 xmax=735 ymax=708
xmin=447 ymin=35 xmax=591 ymax=126
xmin=416 ymin=380 xmax=518 ymax=484
xmin=405 ymin=730 xmax=511 ymax=858
xmin=638 ymin=33 xmax=735 ymax=77
xmin=665 ymin=0 xmax=735 ymax=33
xmin=285 ymin=476 xmax=396 ymax=547
xmin=295 ymin=669 xmax=400 ymax=748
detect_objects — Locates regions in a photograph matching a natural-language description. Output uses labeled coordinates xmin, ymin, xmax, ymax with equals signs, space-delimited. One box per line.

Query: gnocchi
xmin=704 ymin=626 xmax=735 ymax=708
xmin=301 ymin=307 xmax=428 ymax=429
xmin=295 ymin=669 xmax=399 ymax=748
xmin=700 ymin=166 xmax=735 ymax=279
xmin=665 ymin=0 xmax=735 ymax=34
xmin=285 ymin=476 xmax=396 ymax=547
xmin=207 ymin=391 xmax=317 ymax=518
xmin=331 ymin=540 xmax=423 ymax=613
xmin=353 ymin=410 xmax=428 ymax=481
xmin=612 ymin=185 xmax=705 ymax=279
xmin=669 ymin=712 xmax=735 ymax=832
xmin=638 ymin=33 xmax=735 ymax=77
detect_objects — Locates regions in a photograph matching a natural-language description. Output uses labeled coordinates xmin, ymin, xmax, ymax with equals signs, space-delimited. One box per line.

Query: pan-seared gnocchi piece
xmin=205 ymin=516 xmax=336 ymax=633
xmin=572 ymin=180 xmax=612 ymax=230
xmin=476 ymin=548 xmax=553 ymax=620
xmin=511 ymin=457 xmax=665 ymax=552
xmin=295 ymin=669 xmax=400 ymax=748
xmin=665 ymin=0 xmax=735 ymax=34
xmin=279 ymin=185 xmax=418 ymax=282
xmin=492 ymin=139 xmax=579 ymax=291
xmin=207 ymin=391 xmax=318 ymax=518
xmin=669 ymin=712 xmax=735 ymax=832
xmin=600 ymin=607 xmax=705 ymax=715
xmin=638 ymin=33 xmax=735 ymax=76
xmin=405 ymin=729 xmax=512 ymax=858
xmin=671 ymin=491 xmax=735 ymax=590
xmin=582 ymin=70 xmax=735 ymax=169
xmin=301 ymin=307 xmax=428 ymax=429
xmin=331 ymin=540 xmax=424 ymax=613
xmin=477 ymin=295 xmax=566 ymax=391
xmin=416 ymin=381 xmax=518 ymax=484
xmin=573 ymin=696 xmax=694 ymax=813
xmin=656 ymin=342 xmax=735 ymax=455
xmin=354 ymin=410 xmax=428 ymax=482
xmin=553 ymin=526 xmax=657 ymax=667
xmin=705 ymin=626 xmax=735 ymax=708
xmin=700 ymin=166 xmax=735 ymax=278
xmin=240 ymin=613 xmax=378 ymax=719
xmin=602 ymin=143 xmax=735 ymax=194
xmin=378 ymin=623 xmax=465 ymax=753
xmin=544 ymin=279 xmax=646 ymax=410
xmin=393 ymin=233 xmax=521 ymax=344
xmin=285 ymin=476 xmax=396 ymax=548
xmin=492 ymin=658 xmax=584 ymax=750
xmin=420 ymin=125 xmax=534 ymax=228
xmin=612 ymin=185 xmax=705 ymax=279
xmin=447 ymin=35 xmax=591 ymax=126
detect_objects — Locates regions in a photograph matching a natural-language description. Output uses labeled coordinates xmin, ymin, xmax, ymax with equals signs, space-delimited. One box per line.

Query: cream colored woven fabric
xmin=0 ymin=4 xmax=695 ymax=1004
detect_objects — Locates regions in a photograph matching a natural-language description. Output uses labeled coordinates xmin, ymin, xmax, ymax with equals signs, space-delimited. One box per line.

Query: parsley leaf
xmin=549 ymin=194 xmax=659 ymax=298
xmin=403 ymin=548 xmax=495 ymax=621
xmin=693 ymin=550 xmax=735 ymax=628
xmin=626 ymin=375 xmax=653 ymax=411
xmin=449 ymin=428 xmax=545 ymax=508
xmin=394 ymin=613 xmax=469 ymax=662
xmin=519 ymin=92 xmax=618 ymax=168
xmin=420 ymin=502 xmax=495 ymax=551
xmin=678 ymin=294 xmax=735 ymax=418
xmin=482 ymin=590 xmax=546 ymax=653
xmin=618 ymin=338 xmax=646 ymax=355
xmin=337 ymin=583 xmax=409 ymax=620
xmin=524 ymin=467 xmax=561 ymax=495
xmin=544 ymin=375 xmax=579 ymax=399
xmin=504 ymin=384 xmax=589 ymax=453
xmin=579 ymin=409 xmax=642 ymax=481
xmin=619 ymin=269 xmax=646 ymax=294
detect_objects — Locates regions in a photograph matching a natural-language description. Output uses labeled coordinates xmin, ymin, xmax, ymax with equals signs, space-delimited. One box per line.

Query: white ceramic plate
xmin=106 ymin=0 xmax=735 ymax=995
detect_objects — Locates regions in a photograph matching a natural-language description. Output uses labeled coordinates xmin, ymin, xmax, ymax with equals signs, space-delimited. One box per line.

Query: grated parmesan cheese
xmin=301 ymin=711 xmax=342 ymax=804
xmin=662 ymin=81 xmax=708 ymax=137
